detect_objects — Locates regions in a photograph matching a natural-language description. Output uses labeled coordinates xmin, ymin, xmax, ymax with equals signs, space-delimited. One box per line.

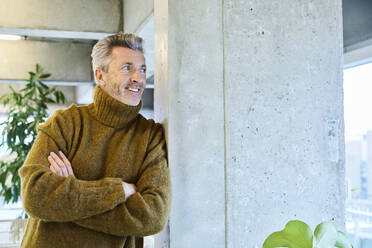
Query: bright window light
xmin=344 ymin=62 xmax=372 ymax=141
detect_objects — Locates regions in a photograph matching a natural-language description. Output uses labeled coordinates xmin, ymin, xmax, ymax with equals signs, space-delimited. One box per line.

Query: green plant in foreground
xmin=0 ymin=64 xmax=66 ymax=204
xmin=263 ymin=220 xmax=353 ymax=248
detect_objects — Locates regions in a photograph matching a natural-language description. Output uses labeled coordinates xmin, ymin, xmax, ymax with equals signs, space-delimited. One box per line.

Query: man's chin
xmin=120 ymin=97 xmax=141 ymax=106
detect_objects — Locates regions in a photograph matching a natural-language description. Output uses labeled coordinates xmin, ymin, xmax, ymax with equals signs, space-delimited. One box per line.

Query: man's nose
xmin=131 ymin=69 xmax=140 ymax=83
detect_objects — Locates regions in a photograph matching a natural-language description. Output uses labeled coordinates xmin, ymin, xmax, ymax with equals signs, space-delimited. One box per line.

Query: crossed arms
xmin=19 ymin=121 xmax=171 ymax=237
xmin=48 ymin=151 xmax=137 ymax=201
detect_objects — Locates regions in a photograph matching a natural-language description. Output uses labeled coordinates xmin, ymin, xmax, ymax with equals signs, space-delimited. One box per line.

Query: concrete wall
xmin=155 ymin=0 xmax=345 ymax=247
xmin=225 ymin=0 xmax=345 ymax=246
xmin=0 ymin=40 xmax=92 ymax=82
xmin=0 ymin=0 xmax=121 ymax=33
xmin=123 ymin=0 xmax=153 ymax=34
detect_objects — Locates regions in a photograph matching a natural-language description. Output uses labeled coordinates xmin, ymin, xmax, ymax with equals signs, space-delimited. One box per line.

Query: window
xmin=344 ymin=62 xmax=372 ymax=247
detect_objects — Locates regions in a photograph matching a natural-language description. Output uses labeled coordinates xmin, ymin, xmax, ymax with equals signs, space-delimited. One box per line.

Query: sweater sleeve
xmin=19 ymin=111 xmax=126 ymax=222
xmin=73 ymin=123 xmax=172 ymax=237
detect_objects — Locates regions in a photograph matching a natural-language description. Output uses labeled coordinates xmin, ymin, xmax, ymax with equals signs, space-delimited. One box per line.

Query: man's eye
xmin=121 ymin=65 xmax=131 ymax=72
xmin=140 ymin=68 xmax=146 ymax=73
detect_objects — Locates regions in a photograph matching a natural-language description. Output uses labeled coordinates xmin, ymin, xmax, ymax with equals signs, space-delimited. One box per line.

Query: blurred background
xmin=0 ymin=0 xmax=372 ymax=247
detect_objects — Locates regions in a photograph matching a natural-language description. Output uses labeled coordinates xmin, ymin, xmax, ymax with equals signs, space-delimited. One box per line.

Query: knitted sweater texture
xmin=18 ymin=85 xmax=171 ymax=248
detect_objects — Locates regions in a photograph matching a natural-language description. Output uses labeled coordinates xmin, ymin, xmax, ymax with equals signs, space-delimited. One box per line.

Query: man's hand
xmin=48 ymin=151 xmax=75 ymax=177
xmin=122 ymin=182 xmax=137 ymax=201
xmin=48 ymin=151 xmax=136 ymax=200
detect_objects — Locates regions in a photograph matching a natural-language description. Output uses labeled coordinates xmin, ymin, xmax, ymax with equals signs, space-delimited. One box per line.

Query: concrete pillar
xmin=155 ymin=0 xmax=345 ymax=247
xmin=155 ymin=1 xmax=225 ymax=247
xmin=225 ymin=1 xmax=345 ymax=246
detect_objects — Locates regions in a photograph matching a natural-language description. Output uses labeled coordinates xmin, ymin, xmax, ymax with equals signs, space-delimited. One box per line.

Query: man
xmin=19 ymin=32 xmax=171 ymax=248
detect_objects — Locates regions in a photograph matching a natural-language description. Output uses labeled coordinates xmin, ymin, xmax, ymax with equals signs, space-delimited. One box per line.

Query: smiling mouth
xmin=127 ymin=87 xmax=140 ymax=93
xmin=125 ymin=86 xmax=141 ymax=93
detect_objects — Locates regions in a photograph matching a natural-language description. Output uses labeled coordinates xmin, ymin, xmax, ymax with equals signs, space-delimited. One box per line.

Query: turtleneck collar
xmin=88 ymin=85 xmax=142 ymax=128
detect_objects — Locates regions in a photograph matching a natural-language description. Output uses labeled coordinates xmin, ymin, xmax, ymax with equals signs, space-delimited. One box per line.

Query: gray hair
xmin=91 ymin=32 xmax=144 ymax=83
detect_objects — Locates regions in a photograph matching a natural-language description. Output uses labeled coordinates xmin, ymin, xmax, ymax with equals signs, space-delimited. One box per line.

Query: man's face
xmin=96 ymin=46 xmax=146 ymax=106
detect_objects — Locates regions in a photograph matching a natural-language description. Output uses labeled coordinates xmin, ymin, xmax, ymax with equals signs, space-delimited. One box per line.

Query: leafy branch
xmin=0 ymin=64 xmax=66 ymax=204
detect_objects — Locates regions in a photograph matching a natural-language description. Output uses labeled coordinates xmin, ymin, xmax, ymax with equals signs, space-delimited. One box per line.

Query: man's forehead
xmin=112 ymin=46 xmax=145 ymax=59
xmin=111 ymin=48 xmax=145 ymax=68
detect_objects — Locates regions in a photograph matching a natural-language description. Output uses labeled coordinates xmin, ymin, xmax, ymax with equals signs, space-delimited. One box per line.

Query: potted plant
xmin=263 ymin=220 xmax=354 ymax=248
xmin=0 ymin=64 xmax=66 ymax=204
xmin=0 ymin=64 xmax=66 ymax=243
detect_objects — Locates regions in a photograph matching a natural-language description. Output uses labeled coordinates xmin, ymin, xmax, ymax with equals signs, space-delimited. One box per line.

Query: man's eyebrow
xmin=120 ymin=62 xmax=146 ymax=68
xmin=121 ymin=62 xmax=133 ymax=66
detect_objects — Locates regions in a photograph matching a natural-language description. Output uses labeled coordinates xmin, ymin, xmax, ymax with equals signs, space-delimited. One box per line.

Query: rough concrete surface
xmin=0 ymin=0 xmax=121 ymax=33
xmin=0 ymin=40 xmax=92 ymax=82
xmin=155 ymin=0 xmax=226 ymax=248
xmin=124 ymin=0 xmax=153 ymax=33
xmin=224 ymin=0 xmax=345 ymax=246
xmin=155 ymin=0 xmax=345 ymax=247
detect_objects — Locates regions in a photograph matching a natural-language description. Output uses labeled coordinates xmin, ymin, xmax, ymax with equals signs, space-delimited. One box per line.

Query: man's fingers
xmin=48 ymin=156 xmax=63 ymax=176
xmin=49 ymin=152 xmax=68 ymax=177
xmin=59 ymin=151 xmax=74 ymax=177
xmin=48 ymin=151 xmax=75 ymax=178
xmin=50 ymin=165 xmax=57 ymax=174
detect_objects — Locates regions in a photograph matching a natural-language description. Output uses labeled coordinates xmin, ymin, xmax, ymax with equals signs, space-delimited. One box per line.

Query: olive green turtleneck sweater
xmin=19 ymin=85 xmax=171 ymax=248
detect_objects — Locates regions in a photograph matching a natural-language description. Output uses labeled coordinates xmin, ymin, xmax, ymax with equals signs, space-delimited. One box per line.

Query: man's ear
xmin=95 ymin=68 xmax=106 ymax=87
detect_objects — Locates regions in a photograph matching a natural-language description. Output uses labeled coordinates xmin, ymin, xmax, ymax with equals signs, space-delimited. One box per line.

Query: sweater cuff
xmin=108 ymin=177 xmax=126 ymax=203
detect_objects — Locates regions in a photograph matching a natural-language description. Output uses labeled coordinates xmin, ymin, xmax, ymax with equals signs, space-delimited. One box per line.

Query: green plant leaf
xmin=20 ymin=78 xmax=30 ymax=82
xmin=54 ymin=91 xmax=60 ymax=103
xmin=39 ymin=81 xmax=49 ymax=89
xmin=37 ymin=86 xmax=44 ymax=95
xmin=44 ymin=97 xmax=56 ymax=103
xmin=60 ymin=91 xmax=66 ymax=103
xmin=35 ymin=64 xmax=40 ymax=73
xmin=314 ymin=222 xmax=337 ymax=248
xmin=25 ymin=88 xmax=35 ymax=99
xmin=30 ymin=72 xmax=37 ymax=82
xmin=39 ymin=73 xmax=51 ymax=79
xmin=0 ymin=94 xmax=10 ymax=105
xmin=263 ymin=220 xmax=313 ymax=248
xmin=335 ymin=231 xmax=353 ymax=248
